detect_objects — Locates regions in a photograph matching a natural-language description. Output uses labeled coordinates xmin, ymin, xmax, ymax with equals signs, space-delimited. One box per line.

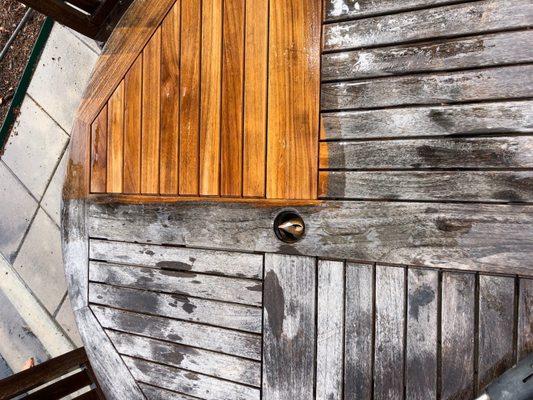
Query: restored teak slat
xmin=90 ymin=106 xmax=107 ymax=193
xmin=123 ymin=56 xmax=142 ymax=194
xmin=106 ymin=82 xmax=124 ymax=193
xmin=266 ymin=0 xmax=321 ymax=199
xmin=179 ymin=0 xmax=202 ymax=196
xmin=159 ymin=2 xmax=181 ymax=195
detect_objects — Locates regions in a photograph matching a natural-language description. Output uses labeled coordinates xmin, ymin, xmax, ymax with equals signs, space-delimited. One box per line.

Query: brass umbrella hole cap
xmin=274 ymin=210 xmax=306 ymax=244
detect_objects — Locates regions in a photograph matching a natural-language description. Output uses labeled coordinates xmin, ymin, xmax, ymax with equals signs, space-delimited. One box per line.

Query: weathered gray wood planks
xmin=262 ymin=254 xmax=316 ymax=400
xmin=518 ymin=279 xmax=533 ymax=361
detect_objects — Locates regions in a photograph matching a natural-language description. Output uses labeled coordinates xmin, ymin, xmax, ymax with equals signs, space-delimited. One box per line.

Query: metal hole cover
xmin=274 ymin=211 xmax=306 ymax=243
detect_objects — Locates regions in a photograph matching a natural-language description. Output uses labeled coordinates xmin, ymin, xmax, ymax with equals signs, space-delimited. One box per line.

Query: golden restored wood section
xmin=87 ymin=0 xmax=321 ymax=200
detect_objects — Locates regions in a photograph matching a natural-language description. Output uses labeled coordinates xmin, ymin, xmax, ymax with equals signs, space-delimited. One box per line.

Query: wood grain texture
xmin=220 ymin=0 xmax=245 ymax=197
xmin=160 ymin=3 xmax=181 ymax=195
xmin=92 ymin=305 xmax=262 ymax=360
xmin=87 ymin=200 xmax=533 ymax=276
xmin=319 ymin=171 xmax=533 ymax=203
xmin=124 ymin=356 xmax=260 ymax=400
xmin=316 ymin=260 xmax=344 ymax=400
xmin=478 ymin=275 xmax=515 ymax=393
xmin=179 ymin=0 xmax=201 ymax=195
xmin=518 ymin=279 xmax=533 ymax=361
xmin=374 ymin=265 xmax=405 ymax=400
xmin=89 ymin=260 xmax=262 ymax=306
xmin=141 ymin=28 xmax=162 ymax=194
xmin=89 ymin=239 xmax=264 ymax=279
xmin=263 ymin=254 xmax=316 ymax=400
xmin=344 ymin=263 xmax=373 ymax=400
xmin=266 ymin=0 xmax=321 ymax=199
xmin=90 ymin=106 xmax=107 ymax=193
xmin=89 ymin=282 xmax=262 ymax=333
xmin=322 ymin=30 xmax=533 ymax=81
xmin=242 ymin=0 xmax=268 ymax=197
xmin=140 ymin=384 xmax=200 ymax=400
xmin=324 ymin=0 xmax=460 ymax=21
xmin=320 ymin=137 xmax=533 ymax=170
xmin=107 ymin=330 xmax=261 ymax=386
xmin=320 ymin=101 xmax=533 ymax=140
xmin=324 ymin=0 xmax=533 ymax=51
xmin=441 ymin=272 xmax=475 ymax=400
xmin=199 ymin=0 xmax=223 ymax=196
xmin=406 ymin=269 xmax=438 ymax=400
xmin=123 ymin=56 xmax=142 ymax=194
xmin=322 ymin=65 xmax=533 ymax=110
xmin=106 ymin=82 xmax=124 ymax=193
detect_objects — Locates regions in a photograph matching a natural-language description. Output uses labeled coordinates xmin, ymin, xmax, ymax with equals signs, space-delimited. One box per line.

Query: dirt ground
xmin=0 ymin=1 xmax=45 ymax=129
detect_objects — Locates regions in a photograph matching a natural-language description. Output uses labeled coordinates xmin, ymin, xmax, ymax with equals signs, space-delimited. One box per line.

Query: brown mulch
xmin=0 ymin=0 xmax=45 ymax=128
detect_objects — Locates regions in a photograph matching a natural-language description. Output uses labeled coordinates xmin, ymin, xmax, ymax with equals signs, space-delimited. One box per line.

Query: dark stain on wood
xmin=156 ymin=261 xmax=194 ymax=271
xmin=264 ymin=270 xmax=284 ymax=338
xmin=408 ymin=283 xmax=435 ymax=320
xmin=435 ymin=217 xmax=472 ymax=234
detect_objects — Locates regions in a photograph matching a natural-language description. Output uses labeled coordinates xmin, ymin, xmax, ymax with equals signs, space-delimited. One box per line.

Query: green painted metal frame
xmin=0 ymin=17 xmax=54 ymax=153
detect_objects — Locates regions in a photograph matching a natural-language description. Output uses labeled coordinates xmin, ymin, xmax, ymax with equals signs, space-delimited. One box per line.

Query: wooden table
xmin=62 ymin=0 xmax=533 ymax=399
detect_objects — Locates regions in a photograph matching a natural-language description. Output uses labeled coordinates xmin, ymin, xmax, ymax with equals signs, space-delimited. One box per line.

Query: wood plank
xmin=319 ymin=171 xmax=533 ymax=203
xmin=89 ymin=283 xmax=262 ymax=333
xmin=87 ymin=200 xmax=533 ymax=277
xmin=123 ymin=55 xmax=142 ymax=194
xmin=320 ymin=137 xmax=533 ymax=170
xmin=242 ymin=0 xmax=268 ymax=198
xmin=160 ymin=3 xmax=181 ymax=195
xmin=141 ymin=28 xmax=162 ymax=194
xmin=106 ymin=82 xmax=124 ymax=193
xmin=124 ymin=357 xmax=260 ymax=400
xmin=321 ymin=65 xmax=533 ymax=110
xmin=92 ymin=305 xmax=262 ymax=360
xmin=406 ymin=269 xmax=438 ymax=400
xmin=179 ymin=0 xmax=201 ymax=195
xmin=266 ymin=0 xmax=321 ymax=199
xmin=518 ymin=278 xmax=533 ymax=361
xmin=344 ymin=263 xmax=373 ymax=400
xmin=89 ymin=239 xmax=263 ymax=279
xmin=140 ymin=383 xmax=201 ymax=400
xmin=89 ymin=261 xmax=262 ymax=306
xmin=316 ymin=260 xmax=344 ymax=400
xmin=90 ymin=106 xmax=107 ymax=193
xmin=107 ymin=330 xmax=261 ymax=386
xmin=324 ymin=0 xmax=533 ymax=51
xmin=324 ymin=0 xmax=460 ymax=21
xmin=263 ymin=254 xmax=316 ymax=400
xmin=374 ymin=265 xmax=405 ymax=400
xmin=323 ymin=30 xmax=533 ymax=81
xmin=221 ymin=0 xmax=245 ymax=197
xmin=320 ymin=101 xmax=533 ymax=140
xmin=441 ymin=272 xmax=475 ymax=400
xmin=199 ymin=0 xmax=223 ymax=196
xmin=478 ymin=275 xmax=515 ymax=393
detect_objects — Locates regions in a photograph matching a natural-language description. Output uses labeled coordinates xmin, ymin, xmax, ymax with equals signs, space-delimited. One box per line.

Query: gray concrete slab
xmin=56 ymin=296 xmax=83 ymax=347
xmin=42 ymin=148 xmax=69 ymax=227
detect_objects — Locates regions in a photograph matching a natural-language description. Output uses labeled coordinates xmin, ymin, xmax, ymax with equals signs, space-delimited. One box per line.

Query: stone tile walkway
xmin=0 ymin=23 xmax=100 ymax=374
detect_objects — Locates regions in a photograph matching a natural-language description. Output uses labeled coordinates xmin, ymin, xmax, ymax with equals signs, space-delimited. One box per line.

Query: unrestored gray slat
xmin=320 ymin=137 xmax=533 ymax=170
xmin=263 ymin=254 xmax=316 ymax=400
xmin=87 ymin=200 xmax=533 ymax=276
xmin=478 ymin=275 xmax=515 ymax=393
xmin=91 ymin=305 xmax=262 ymax=360
xmin=89 ymin=283 xmax=262 ymax=333
xmin=441 ymin=273 xmax=475 ymax=400
xmin=320 ymin=101 xmax=533 ymax=140
xmin=124 ymin=356 xmax=260 ymax=400
xmin=316 ymin=260 xmax=344 ymax=400
xmin=374 ymin=265 xmax=405 ymax=400
xmin=321 ymin=65 xmax=533 ymax=110
xmin=89 ymin=261 xmax=262 ymax=306
xmin=518 ymin=278 xmax=533 ymax=361
xmin=324 ymin=0 xmax=533 ymax=51
xmin=140 ymin=383 xmax=199 ymax=400
xmin=344 ymin=263 xmax=373 ymax=400
xmin=89 ymin=239 xmax=263 ymax=279
xmin=323 ymin=31 xmax=533 ymax=81
xmin=406 ymin=269 xmax=438 ymax=400
xmin=319 ymin=171 xmax=533 ymax=202
xmin=107 ymin=330 xmax=261 ymax=387
xmin=324 ymin=0 xmax=461 ymax=21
